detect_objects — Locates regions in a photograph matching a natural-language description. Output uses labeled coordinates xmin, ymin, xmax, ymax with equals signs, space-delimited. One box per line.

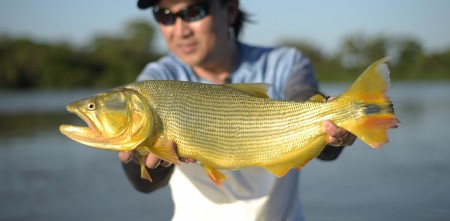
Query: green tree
xmin=0 ymin=36 xmax=46 ymax=88
xmin=391 ymin=38 xmax=425 ymax=80
xmin=87 ymin=20 xmax=160 ymax=87
xmin=0 ymin=19 xmax=161 ymax=89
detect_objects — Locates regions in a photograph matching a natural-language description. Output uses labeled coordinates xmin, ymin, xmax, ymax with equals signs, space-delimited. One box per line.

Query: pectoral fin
xmin=149 ymin=133 xmax=181 ymax=165
xmin=201 ymin=164 xmax=226 ymax=187
xmin=262 ymin=135 xmax=327 ymax=177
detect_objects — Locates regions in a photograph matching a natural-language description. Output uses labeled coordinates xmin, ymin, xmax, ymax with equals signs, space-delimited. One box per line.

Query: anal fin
xmin=262 ymin=135 xmax=327 ymax=177
xmin=201 ymin=164 xmax=226 ymax=187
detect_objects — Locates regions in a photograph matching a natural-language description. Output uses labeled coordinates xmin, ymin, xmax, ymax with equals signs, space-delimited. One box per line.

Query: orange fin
xmin=262 ymin=135 xmax=327 ymax=177
xmin=149 ymin=134 xmax=181 ymax=165
xmin=201 ymin=164 xmax=226 ymax=187
xmin=348 ymin=115 xmax=400 ymax=149
xmin=224 ymin=83 xmax=271 ymax=98
xmin=339 ymin=57 xmax=400 ymax=148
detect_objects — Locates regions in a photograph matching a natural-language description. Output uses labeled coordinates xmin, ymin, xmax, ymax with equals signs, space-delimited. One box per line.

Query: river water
xmin=0 ymin=82 xmax=449 ymax=221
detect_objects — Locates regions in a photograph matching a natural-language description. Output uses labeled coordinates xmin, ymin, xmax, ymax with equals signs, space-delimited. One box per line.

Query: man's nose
xmin=173 ymin=18 xmax=193 ymax=38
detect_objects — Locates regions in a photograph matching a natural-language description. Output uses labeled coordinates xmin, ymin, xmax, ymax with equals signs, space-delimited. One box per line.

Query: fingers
xmin=323 ymin=120 xmax=357 ymax=147
xmin=323 ymin=97 xmax=356 ymax=146
xmin=145 ymin=140 xmax=197 ymax=168
xmin=172 ymin=141 xmax=197 ymax=164
xmin=180 ymin=157 xmax=197 ymax=164
xmin=146 ymin=155 xmax=197 ymax=168
xmin=118 ymin=151 xmax=134 ymax=164
xmin=323 ymin=120 xmax=346 ymax=137
xmin=119 ymin=151 xmax=174 ymax=168
xmin=146 ymin=153 xmax=162 ymax=169
xmin=119 ymin=140 xmax=197 ymax=168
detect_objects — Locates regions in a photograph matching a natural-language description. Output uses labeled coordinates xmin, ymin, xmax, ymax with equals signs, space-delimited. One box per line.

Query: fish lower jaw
xmin=59 ymin=125 xmax=139 ymax=151
xmin=59 ymin=124 xmax=100 ymax=140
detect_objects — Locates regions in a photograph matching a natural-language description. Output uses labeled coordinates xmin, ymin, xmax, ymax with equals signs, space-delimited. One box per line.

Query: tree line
xmin=1 ymin=20 xmax=449 ymax=89
xmin=0 ymin=20 xmax=160 ymax=89
xmin=281 ymin=34 xmax=450 ymax=82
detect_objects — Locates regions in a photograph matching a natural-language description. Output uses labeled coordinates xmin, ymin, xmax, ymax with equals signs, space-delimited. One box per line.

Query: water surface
xmin=1 ymin=82 xmax=449 ymax=221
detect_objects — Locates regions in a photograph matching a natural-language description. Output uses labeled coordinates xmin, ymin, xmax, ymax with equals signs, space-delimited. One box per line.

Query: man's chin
xmin=177 ymin=54 xmax=204 ymax=67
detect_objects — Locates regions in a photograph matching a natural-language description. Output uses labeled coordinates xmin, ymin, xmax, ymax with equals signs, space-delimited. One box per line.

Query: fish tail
xmin=339 ymin=57 xmax=400 ymax=148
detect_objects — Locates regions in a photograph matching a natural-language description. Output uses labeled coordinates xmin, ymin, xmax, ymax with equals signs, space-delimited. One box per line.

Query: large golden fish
xmin=60 ymin=58 xmax=399 ymax=186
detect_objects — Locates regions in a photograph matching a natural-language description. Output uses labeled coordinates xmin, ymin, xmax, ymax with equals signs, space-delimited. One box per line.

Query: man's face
xmin=155 ymin=0 xmax=232 ymax=67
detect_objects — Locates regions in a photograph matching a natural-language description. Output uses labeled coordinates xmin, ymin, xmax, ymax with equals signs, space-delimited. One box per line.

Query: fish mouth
xmin=59 ymin=105 xmax=101 ymax=145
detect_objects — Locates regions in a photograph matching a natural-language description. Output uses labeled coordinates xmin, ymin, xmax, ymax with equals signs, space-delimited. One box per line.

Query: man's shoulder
xmin=137 ymin=54 xmax=190 ymax=81
xmin=147 ymin=54 xmax=185 ymax=72
xmin=239 ymin=42 xmax=302 ymax=64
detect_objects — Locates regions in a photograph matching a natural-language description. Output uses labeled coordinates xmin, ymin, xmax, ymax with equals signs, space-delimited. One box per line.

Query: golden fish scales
xmin=129 ymin=81 xmax=334 ymax=168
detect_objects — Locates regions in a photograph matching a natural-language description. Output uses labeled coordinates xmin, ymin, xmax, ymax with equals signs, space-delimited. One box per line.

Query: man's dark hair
xmin=218 ymin=0 xmax=250 ymax=39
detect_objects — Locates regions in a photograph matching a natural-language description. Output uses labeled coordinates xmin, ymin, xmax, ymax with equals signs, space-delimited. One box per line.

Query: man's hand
xmin=323 ymin=120 xmax=356 ymax=147
xmin=118 ymin=140 xmax=197 ymax=168
xmin=322 ymin=96 xmax=356 ymax=147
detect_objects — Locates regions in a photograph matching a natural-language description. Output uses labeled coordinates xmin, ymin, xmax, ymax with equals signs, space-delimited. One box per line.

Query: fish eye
xmin=87 ymin=103 xmax=95 ymax=110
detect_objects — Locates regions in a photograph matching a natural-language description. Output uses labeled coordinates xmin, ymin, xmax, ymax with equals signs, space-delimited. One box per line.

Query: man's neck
xmin=192 ymin=42 xmax=238 ymax=84
xmin=194 ymin=67 xmax=231 ymax=84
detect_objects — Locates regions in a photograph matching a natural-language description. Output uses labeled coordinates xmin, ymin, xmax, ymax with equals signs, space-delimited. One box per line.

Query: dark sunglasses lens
xmin=153 ymin=3 xmax=209 ymax=25
xmin=153 ymin=9 xmax=175 ymax=25
xmin=183 ymin=4 xmax=208 ymax=21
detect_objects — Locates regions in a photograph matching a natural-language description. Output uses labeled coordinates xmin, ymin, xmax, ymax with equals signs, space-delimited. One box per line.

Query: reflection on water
xmin=1 ymin=82 xmax=450 ymax=221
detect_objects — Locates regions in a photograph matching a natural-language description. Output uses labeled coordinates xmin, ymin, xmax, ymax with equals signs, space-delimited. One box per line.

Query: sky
xmin=1 ymin=0 xmax=450 ymax=55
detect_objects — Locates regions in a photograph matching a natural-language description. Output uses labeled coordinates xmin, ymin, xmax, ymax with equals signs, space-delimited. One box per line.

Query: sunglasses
xmin=153 ymin=2 xmax=210 ymax=26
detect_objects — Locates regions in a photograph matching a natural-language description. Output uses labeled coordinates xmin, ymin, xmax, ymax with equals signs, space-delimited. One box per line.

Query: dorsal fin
xmin=309 ymin=94 xmax=327 ymax=102
xmin=224 ymin=83 xmax=271 ymax=98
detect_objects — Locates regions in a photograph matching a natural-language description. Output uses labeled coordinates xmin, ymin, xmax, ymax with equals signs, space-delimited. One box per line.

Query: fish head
xmin=60 ymin=88 xmax=154 ymax=152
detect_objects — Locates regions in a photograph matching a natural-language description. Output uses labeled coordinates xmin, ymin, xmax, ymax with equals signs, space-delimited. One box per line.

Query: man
xmin=119 ymin=0 xmax=356 ymax=220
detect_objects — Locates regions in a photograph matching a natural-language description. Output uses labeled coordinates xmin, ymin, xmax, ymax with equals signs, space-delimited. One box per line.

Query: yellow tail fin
xmin=340 ymin=57 xmax=400 ymax=148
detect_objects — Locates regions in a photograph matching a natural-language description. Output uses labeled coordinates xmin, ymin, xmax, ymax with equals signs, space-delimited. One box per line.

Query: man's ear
xmin=228 ymin=0 xmax=239 ymax=25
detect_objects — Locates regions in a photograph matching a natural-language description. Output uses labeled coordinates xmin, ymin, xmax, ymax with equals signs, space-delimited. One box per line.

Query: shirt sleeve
xmin=136 ymin=54 xmax=191 ymax=81
xmin=282 ymin=50 xmax=320 ymax=102
xmin=136 ymin=61 xmax=171 ymax=81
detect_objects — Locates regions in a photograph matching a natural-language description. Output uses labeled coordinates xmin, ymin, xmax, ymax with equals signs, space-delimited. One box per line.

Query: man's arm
xmin=119 ymin=141 xmax=195 ymax=193
xmin=121 ymin=160 xmax=174 ymax=193
xmin=317 ymin=146 xmax=345 ymax=160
